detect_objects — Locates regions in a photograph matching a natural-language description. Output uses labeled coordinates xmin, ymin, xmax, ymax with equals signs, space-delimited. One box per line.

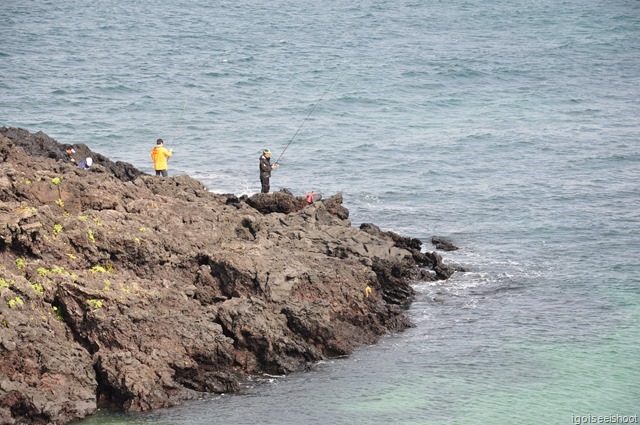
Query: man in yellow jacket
xmin=151 ymin=139 xmax=173 ymax=177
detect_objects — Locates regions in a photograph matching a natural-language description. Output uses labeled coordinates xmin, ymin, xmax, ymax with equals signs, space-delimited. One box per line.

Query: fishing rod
xmin=274 ymin=70 xmax=343 ymax=165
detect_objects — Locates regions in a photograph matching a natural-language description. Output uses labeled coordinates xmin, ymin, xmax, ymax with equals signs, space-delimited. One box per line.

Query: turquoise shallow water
xmin=2 ymin=0 xmax=639 ymax=424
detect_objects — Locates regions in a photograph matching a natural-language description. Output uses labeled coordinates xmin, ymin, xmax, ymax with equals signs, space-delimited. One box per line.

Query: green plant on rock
xmin=0 ymin=278 xmax=13 ymax=290
xmin=15 ymin=258 xmax=25 ymax=270
xmin=88 ymin=229 xmax=95 ymax=243
xmin=8 ymin=297 xmax=24 ymax=309
xmin=103 ymin=279 xmax=111 ymax=291
xmin=90 ymin=265 xmax=107 ymax=274
xmin=51 ymin=176 xmax=62 ymax=185
xmin=86 ymin=299 xmax=103 ymax=310
xmin=30 ymin=282 xmax=44 ymax=294
xmin=53 ymin=224 xmax=63 ymax=235
xmin=37 ymin=266 xmax=67 ymax=277
xmin=50 ymin=266 xmax=65 ymax=274
xmin=53 ymin=306 xmax=63 ymax=320
xmin=55 ymin=198 xmax=65 ymax=208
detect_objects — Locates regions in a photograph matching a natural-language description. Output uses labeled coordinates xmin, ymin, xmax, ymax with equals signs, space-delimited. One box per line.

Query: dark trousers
xmin=260 ymin=176 xmax=270 ymax=193
xmin=156 ymin=170 xmax=168 ymax=177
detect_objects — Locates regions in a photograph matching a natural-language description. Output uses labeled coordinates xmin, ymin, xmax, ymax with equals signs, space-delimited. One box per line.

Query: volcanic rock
xmin=0 ymin=127 xmax=456 ymax=424
xmin=431 ymin=236 xmax=459 ymax=251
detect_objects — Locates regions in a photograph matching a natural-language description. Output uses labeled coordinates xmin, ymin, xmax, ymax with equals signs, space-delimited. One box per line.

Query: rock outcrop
xmin=431 ymin=236 xmax=459 ymax=252
xmin=0 ymin=127 xmax=456 ymax=425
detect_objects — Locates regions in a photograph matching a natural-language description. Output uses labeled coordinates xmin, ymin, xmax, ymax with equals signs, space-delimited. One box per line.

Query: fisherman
xmin=259 ymin=149 xmax=278 ymax=193
xmin=151 ymin=138 xmax=173 ymax=177
xmin=64 ymin=147 xmax=77 ymax=165
xmin=78 ymin=157 xmax=93 ymax=170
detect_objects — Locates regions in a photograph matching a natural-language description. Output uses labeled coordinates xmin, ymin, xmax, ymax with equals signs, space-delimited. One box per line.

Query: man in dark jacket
xmin=259 ymin=149 xmax=278 ymax=193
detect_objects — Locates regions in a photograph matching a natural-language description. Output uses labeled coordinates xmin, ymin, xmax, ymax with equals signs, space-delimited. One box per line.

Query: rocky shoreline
xmin=0 ymin=127 xmax=458 ymax=425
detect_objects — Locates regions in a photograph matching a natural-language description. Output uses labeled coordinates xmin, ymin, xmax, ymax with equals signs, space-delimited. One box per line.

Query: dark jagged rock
xmin=322 ymin=192 xmax=349 ymax=220
xmin=360 ymin=223 xmax=422 ymax=251
xmin=245 ymin=191 xmax=308 ymax=214
xmin=0 ymin=128 xmax=458 ymax=424
xmin=0 ymin=127 xmax=143 ymax=182
xmin=431 ymin=236 xmax=459 ymax=251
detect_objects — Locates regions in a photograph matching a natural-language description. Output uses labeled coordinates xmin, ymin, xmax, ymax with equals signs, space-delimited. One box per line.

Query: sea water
xmin=1 ymin=0 xmax=639 ymax=424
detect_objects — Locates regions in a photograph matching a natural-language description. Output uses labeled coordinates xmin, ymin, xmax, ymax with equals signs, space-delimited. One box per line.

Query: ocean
xmin=2 ymin=0 xmax=639 ymax=424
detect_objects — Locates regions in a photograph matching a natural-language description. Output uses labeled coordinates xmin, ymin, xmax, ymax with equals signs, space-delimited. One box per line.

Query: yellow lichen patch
xmin=86 ymin=299 xmax=103 ymax=310
xmin=0 ymin=278 xmax=13 ymax=290
xmin=15 ymin=258 xmax=25 ymax=270
xmin=90 ymin=265 xmax=107 ymax=274
xmin=30 ymin=282 xmax=44 ymax=294
xmin=8 ymin=297 xmax=24 ymax=309
xmin=37 ymin=266 xmax=70 ymax=278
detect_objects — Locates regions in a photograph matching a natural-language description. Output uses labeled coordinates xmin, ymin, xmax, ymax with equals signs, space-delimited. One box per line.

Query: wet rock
xmin=431 ymin=236 xmax=459 ymax=251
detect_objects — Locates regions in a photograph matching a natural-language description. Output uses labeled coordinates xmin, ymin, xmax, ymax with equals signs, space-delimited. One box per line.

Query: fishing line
xmin=274 ymin=70 xmax=343 ymax=165
xmin=170 ymin=97 xmax=189 ymax=147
